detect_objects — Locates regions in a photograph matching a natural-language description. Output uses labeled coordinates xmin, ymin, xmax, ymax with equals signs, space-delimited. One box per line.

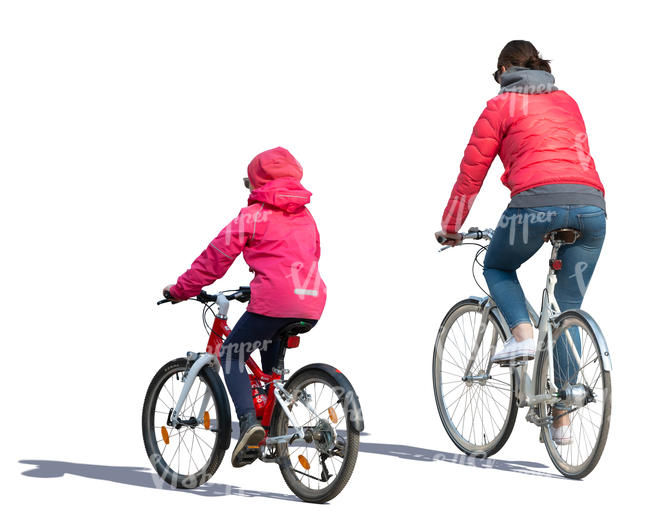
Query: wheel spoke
xmin=435 ymin=305 xmax=514 ymax=454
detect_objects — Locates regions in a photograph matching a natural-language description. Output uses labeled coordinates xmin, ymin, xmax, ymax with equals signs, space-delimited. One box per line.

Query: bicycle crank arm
xmin=264 ymin=433 xmax=301 ymax=446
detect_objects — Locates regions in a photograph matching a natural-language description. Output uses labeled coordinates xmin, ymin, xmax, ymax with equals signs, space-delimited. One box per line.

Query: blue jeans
xmin=483 ymin=205 xmax=606 ymax=385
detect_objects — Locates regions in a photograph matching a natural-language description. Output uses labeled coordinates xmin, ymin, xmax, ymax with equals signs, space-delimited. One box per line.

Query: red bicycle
xmin=142 ymin=286 xmax=364 ymax=503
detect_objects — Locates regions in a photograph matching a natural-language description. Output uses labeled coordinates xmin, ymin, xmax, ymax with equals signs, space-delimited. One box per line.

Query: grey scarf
xmin=499 ymin=66 xmax=558 ymax=94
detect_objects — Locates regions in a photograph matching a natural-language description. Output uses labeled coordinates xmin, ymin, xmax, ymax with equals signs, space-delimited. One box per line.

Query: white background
xmin=1 ymin=0 xmax=647 ymax=517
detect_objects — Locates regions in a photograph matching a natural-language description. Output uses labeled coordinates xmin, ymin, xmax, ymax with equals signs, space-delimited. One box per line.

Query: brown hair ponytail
xmin=497 ymin=40 xmax=551 ymax=74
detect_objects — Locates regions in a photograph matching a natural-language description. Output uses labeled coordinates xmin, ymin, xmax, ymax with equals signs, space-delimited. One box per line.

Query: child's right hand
xmin=162 ymin=285 xmax=181 ymax=302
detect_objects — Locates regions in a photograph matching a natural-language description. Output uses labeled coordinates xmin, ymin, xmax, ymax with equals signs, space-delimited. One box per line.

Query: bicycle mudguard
xmin=200 ymin=364 xmax=233 ymax=449
xmin=287 ymin=363 xmax=365 ymax=433
xmin=474 ymin=296 xmax=511 ymax=339
xmin=551 ymin=309 xmax=612 ymax=372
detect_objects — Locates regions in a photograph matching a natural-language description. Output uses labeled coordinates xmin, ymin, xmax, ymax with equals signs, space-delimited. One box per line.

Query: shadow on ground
xmin=359 ymin=442 xmax=561 ymax=478
xmin=18 ymin=459 xmax=299 ymax=501
xmin=20 ymin=434 xmax=561 ymax=501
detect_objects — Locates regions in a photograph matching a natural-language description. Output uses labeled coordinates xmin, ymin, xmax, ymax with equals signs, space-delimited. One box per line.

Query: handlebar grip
xmin=159 ymin=288 xmax=179 ymax=305
xmin=437 ymin=235 xmax=449 ymax=244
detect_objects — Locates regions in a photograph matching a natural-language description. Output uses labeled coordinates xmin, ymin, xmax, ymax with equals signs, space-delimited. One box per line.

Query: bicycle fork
xmin=461 ymin=298 xmax=501 ymax=384
xmin=168 ymin=352 xmax=216 ymax=429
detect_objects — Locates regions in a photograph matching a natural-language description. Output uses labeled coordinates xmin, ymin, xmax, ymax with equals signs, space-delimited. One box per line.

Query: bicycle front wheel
xmin=433 ymin=299 xmax=517 ymax=457
xmin=142 ymin=357 xmax=231 ymax=489
xmin=270 ymin=368 xmax=360 ymax=503
xmin=535 ymin=310 xmax=611 ymax=479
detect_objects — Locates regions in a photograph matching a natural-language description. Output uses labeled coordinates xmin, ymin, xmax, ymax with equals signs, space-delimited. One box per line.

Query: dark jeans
xmin=218 ymin=311 xmax=317 ymax=418
xmin=483 ymin=205 xmax=606 ymax=386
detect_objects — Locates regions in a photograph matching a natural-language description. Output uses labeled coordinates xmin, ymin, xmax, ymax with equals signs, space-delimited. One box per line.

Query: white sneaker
xmin=491 ymin=337 xmax=536 ymax=364
xmin=551 ymin=425 xmax=573 ymax=445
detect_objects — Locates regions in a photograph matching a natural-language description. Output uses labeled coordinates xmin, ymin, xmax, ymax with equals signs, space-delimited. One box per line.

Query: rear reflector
xmin=298 ymin=455 xmax=310 ymax=470
xmin=161 ymin=426 xmax=170 ymax=444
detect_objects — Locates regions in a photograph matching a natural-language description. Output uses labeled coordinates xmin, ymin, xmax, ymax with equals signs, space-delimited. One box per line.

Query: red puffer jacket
xmin=441 ymin=90 xmax=604 ymax=233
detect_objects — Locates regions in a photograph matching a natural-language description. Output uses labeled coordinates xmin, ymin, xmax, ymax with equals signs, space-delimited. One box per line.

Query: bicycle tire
xmin=270 ymin=368 xmax=360 ymax=503
xmin=535 ymin=310 xmax=611 ymax=479
xmin=142 ymin=357 xmax=231 ymax=489
xmin=433 ymin=299 xmax=518 ymax=457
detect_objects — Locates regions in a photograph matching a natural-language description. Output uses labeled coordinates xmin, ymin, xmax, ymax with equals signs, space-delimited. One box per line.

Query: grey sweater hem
xmin=508 ymin=184 xmax=606 ymax=212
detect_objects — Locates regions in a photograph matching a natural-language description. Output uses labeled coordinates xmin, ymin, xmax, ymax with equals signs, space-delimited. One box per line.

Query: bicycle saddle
xmin=544 ymin=228 xmax=582 ymax=245
xmin=277 ymin=321 xmax=314 ymax=337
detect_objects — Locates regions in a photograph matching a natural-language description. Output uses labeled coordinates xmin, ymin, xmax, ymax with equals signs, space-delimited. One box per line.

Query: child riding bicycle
xmin=163 ymin=147 xmax=326 ymax=467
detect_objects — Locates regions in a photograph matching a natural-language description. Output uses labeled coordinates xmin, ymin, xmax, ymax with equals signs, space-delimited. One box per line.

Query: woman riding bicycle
xmin=435 ymin=40 xmax=606 ymax=445
xmin=163 ymin=147 xmax=326 ymax=467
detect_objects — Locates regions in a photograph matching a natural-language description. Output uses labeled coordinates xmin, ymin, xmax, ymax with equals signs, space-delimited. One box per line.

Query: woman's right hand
xmin=435 ymin=230 xmax=463 ymax=247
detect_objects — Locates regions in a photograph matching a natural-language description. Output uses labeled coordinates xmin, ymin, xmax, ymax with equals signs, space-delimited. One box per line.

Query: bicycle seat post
xmin=273 ymin=339 xmax=290 ymax=381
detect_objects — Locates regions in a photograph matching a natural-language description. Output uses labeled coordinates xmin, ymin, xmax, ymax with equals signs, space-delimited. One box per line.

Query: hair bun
xmin=525 ymin=54 xmax=539 ymax=66
xmin=497 ymin=40 xmax=552 ymax=74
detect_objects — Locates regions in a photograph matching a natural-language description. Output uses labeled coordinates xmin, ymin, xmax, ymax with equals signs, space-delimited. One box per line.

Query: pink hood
xmin=247 ymin=147 xmax=303 ymax=188
xmin=249 ymin=177 xmax=312 ymax=213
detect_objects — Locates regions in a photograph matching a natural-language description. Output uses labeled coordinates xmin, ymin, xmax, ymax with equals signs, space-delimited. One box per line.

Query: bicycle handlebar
xmin=156 ymin=286 xmax=251 ymax=306
xmin=437 ymin=227 xmax=494 ymax=251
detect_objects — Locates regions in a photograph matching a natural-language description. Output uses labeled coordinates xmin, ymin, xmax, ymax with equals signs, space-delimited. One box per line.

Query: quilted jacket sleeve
xmin=169 ymin=208 xmax=252 ymax=300
xmin=441 ymin=98 xmax=503 ymax=233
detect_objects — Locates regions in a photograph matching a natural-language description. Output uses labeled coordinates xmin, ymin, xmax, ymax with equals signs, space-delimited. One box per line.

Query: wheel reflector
xmin=161 ymin=426 xmax=170 ymax=444
xmin=203 ymin=411 xmax=210 ymax=429
xmin=328 ymin=406 xmax=338 ymax=423
xmin=298 ymin=454 xmax=310 ymax=470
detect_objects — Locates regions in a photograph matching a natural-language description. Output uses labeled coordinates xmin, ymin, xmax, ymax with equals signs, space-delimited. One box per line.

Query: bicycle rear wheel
xmin=535 ymin=310 xmax=611 ymax=479
xmin=433 ymin=299 xmax=517 ymax=457
xmin=142 ymin=357 xmax=231 ymax=489
xmin=270 ymin=368 xmax=360 ymax=503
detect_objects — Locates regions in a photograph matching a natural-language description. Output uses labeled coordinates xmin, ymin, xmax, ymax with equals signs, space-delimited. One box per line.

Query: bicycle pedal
xmin=240 ymin=447 xmax=261 ymax=460
xmin=233 ymin=446 xmax=261 ymax=468
xmin=495 ymin=360 xmax=527 ymax=368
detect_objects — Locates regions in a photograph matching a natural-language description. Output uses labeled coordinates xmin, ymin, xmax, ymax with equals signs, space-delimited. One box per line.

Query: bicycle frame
xmin=462 ymin=242 xmax=584 ymax=412
xmin=166 ymin=292 xmax=310 ymax=450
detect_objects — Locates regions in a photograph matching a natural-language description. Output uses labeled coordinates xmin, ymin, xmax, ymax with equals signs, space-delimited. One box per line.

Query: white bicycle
xmin=432 ymin=227 xmax=611 ymax=478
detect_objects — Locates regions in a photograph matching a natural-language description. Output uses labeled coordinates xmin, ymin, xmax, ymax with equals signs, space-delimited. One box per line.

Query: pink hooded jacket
xmin=169 ymin=147 xmax=327 ymax=320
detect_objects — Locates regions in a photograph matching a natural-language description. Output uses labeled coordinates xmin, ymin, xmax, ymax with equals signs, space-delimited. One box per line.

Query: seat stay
xmin=271 ymin=381 xmax=306 ymax=438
